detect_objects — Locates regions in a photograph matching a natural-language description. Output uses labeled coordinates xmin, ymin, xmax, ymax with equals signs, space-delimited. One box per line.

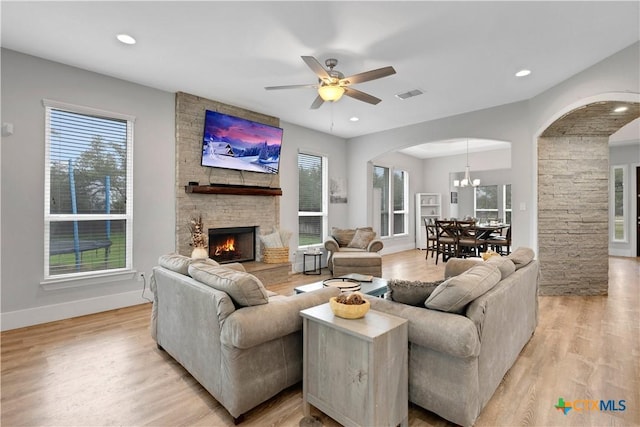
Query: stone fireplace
xmin=208 ymin=226 xmax=256 ymax=264
xmin=174 ymin=92 xmax=290 ymax=290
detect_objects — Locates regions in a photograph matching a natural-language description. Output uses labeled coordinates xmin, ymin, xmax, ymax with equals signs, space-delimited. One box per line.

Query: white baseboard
xmin=1 ymin=290 xmax=150 ymax=331
xmin=609 ymin=248 xmax=632 ymax=257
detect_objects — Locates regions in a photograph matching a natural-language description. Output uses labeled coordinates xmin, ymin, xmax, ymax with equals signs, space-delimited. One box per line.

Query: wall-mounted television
xmin=201 ymin=110 xmax=283 ymax=174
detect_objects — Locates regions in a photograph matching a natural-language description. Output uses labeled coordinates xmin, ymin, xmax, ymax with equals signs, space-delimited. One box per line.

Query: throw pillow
xmin=260 ymin=231 xmax=284 ymax=248
xmin=387 ymin=279 xmax=445 ymax=306
xmin=188 ymin=262 xmax=269 ymax=307
xmin=444 ymin=258 xmax=483 ymax=279
xmin=158 ymin=253 xmax=220 ymax=276
xmin=425 ymin=264 xmax=501 ymax=313
xmin=158 ymin=253 xmax=193 ymax=275
xmin=485 ymin=255 xmax=516 ymax=280
xmin=331 ymin=227 xmax=356 ymax=247
xmin=507 ymin=247 xmax=535 ymax=270
xmin=347 ymin=228 xmax=377 ymax=249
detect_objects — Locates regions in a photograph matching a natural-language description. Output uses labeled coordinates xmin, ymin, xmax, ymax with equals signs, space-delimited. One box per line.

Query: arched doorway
xmin=537 ymin=100 xmax=639 ymax=296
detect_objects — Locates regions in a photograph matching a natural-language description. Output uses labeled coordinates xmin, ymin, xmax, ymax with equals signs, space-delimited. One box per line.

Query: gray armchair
xmin=324 ymin=227 xmax=384 ymax=275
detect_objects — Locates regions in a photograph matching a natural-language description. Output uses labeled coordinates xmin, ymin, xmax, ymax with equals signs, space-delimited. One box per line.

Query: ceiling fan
xmin=265 ymin=56 xmax=396 ymax=109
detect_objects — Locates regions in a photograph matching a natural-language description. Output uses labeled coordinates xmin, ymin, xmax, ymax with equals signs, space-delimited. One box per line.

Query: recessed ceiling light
xmin=349 ymin=116 xmax=359 ymax=122
xmin=614 ymin=106 xmax=629 ymax=113
xmin=116 ymin=34 xmax=136 ymax=45
xmin=515 ymin=69 xmax=531 ymax=77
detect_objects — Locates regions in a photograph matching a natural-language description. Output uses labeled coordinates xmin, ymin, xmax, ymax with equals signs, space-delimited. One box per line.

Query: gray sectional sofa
xmin=150 ymin=254 xmax=339 ymax=421
xmin=369 ymin=247 xmax=539 ymax=426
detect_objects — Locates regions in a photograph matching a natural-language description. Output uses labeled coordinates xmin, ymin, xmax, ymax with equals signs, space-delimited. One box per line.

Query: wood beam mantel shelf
xmin=185 ymin=184 xmax=283 ymax=196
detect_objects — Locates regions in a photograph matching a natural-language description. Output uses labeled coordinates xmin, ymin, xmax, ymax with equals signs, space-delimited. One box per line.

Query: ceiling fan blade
xmin=343 ymin=87 xmax=382 ymax=105
xmin=340 ymin=66 xmax=396 ymax=85
xmin=310 ymin=94 xmax=325 ymax=109
xmin=301 ymin=56 xmax=331 ymax=81
xmin=265 ymin=83 xmax=318 ymax=90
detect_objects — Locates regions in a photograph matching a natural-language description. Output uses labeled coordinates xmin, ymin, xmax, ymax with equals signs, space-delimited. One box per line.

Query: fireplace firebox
xmin=208 ymin=226 xmax=256 ymax=264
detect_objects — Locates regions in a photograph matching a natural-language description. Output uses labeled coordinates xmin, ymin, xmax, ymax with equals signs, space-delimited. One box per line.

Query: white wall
xmin=278 ymin=121 xmax=347 ymax=271
xmin=1 ymin=49 xmax=176 ymax=330
xmin=423 ymin=148 xmax=511 ymax=219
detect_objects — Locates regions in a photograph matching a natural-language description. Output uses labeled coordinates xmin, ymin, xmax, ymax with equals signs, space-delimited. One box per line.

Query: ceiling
xmin=2 ymin=1 xmax=639 ymax=142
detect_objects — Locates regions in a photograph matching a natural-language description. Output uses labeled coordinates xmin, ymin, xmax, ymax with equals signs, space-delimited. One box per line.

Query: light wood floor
xmin=1 ymin=251 xmax=638 ymax=427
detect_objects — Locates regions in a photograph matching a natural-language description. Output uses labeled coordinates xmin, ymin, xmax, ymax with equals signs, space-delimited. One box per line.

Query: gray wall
xmin=346 ymin=42 xmax=640 ymax=253
xmin=1 ymin=49 xmax=176 ymax=329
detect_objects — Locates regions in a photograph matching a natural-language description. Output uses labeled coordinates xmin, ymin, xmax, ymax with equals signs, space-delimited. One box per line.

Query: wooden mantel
xmin=185 ymin=184 xmax=283 ymax=196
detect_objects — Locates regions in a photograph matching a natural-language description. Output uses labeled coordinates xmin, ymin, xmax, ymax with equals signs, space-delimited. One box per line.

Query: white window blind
xmin=298 ymin=153 xmax=327 ymax=246
xmin=43 ymin=100 xmax=134 ymax=279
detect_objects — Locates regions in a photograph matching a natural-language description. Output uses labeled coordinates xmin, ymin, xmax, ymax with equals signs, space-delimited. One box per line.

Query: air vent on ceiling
xmin=395 ymin=89 xmax=424 ymax=100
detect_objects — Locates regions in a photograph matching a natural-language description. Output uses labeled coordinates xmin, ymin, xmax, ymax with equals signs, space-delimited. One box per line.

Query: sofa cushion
xmin=188 ymin=262 xmax=269 ymax=307
xmin=347 ymin=228 xmax=377 ymax=249
xmin=444 ymin=258 xmax=483 ymax=279
xmin=158 ymin=253 xmax=219 ymax=276
xmin=485 ymin=255 xmax=516 ymax=280
xmin=425 ymin=264 xmax=501 ymax=313
xmin=507 ymin=247 xmax=535 ymax=270
xmin=387 ymin=279 xmax=445 ymax=306
xmin=331 ymin=227 xmax=357 ymax=246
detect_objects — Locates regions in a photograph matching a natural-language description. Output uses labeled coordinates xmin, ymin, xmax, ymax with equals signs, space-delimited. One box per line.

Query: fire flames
xmin=214 ymin=237 xmax=235 ymax=256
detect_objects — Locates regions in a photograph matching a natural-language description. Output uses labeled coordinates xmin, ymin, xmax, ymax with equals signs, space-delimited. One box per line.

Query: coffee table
xmin=294 ymin=276 xmax=388 ymax=297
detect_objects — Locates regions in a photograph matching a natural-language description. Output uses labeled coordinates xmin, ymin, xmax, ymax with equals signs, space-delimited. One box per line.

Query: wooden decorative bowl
xmin=329 ymin=297 xmax=370 ymax=319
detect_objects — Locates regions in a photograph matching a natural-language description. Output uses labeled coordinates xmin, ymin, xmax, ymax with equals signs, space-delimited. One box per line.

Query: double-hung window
xmin=474 ymin=185 xmax=499 ymax=222
xmin=372 ymin=165 xmax=408 ymax=237
xmin=44 ymin=100 xmax=134 ymax=279
xmin=298 ymin=152 xmax=328 ymax=247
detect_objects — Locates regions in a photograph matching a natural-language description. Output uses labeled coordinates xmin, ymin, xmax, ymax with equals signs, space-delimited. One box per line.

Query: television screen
xmin=201 ymin=110 xmax=283 ymax=174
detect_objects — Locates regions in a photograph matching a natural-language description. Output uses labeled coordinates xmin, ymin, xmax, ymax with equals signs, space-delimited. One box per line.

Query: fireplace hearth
xmin=208 ymin=226 xmax=256 ymax=264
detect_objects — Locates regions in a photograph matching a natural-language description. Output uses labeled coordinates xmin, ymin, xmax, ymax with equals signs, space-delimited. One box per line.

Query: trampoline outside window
xmin=43 ymin=100 xmax=134 ymax=279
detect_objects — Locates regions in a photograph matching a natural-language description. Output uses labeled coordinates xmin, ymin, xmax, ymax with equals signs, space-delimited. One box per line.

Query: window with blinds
xmin=298 ymin=152 xmax=327 ymax=246
xmin=43 ymin=100 xmax=134 ymax=279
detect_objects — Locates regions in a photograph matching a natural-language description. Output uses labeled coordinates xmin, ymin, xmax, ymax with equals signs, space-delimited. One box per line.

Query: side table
xmin=300 ymin=303 xmax=408 ymax=427
xmin=302 ymin=252 xmax=322 ymax=275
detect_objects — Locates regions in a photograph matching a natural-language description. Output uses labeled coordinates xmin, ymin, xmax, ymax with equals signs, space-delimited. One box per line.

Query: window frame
xmin=297 ymin=151 xmax=328 ymax=249
xmin=611 ymin=164 xmax=627 ymax=243
xmin=503 ymin=184 xmax=512 ymax=225
xmin=372 ymin=164 xmax=409 ymax=238
xmin=474 ymin=184 xmax=499 ymax=222
xmin=43 ymin=99 xmax=135 ymax=282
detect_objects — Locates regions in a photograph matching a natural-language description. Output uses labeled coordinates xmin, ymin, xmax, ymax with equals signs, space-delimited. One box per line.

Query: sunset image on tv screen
xmin=201 ymin=110 xmax=283 ymax=174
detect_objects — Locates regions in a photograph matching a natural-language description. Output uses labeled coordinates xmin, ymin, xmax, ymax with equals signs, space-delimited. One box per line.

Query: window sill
xmin=40 ymin=269 xmax=136 ymax=291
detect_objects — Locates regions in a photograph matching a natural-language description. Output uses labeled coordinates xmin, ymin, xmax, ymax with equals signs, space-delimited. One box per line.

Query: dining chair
xmin=487 ymin=226 xmax=511 ymax=255
xmin=435 ymin=220 xmax=458 ymax=264
xmin=424 ymin=218 xmax=438 ymax=260
xmin=456 ymin=220 xmax=485 ymax=258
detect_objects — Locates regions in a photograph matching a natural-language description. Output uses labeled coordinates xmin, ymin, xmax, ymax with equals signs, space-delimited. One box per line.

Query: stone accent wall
xmin=537 ymin=136 xmax=609 ymax=295
xmin=175 ymin=92 xmax=281 ymax=257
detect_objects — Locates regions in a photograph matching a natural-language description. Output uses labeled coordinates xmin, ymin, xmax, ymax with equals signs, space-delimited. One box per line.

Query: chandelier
xmin=454 ymin=139 xmax=480 ymax=188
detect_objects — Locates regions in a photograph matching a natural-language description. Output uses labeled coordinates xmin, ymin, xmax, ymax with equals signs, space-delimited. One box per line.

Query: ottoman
xmin=332 ymin=251 xmax=382 ymax=277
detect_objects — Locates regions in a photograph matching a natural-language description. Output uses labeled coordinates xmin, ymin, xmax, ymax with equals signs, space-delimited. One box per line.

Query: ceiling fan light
xmin=318 ymin=85 xmax=345 ymax=102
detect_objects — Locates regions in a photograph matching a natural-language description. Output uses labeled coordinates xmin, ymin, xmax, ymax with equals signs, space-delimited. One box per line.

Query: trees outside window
xmin=44 ymin=101 xmax=133 ymax=278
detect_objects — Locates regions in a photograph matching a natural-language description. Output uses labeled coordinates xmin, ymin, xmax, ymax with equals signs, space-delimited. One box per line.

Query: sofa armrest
xmin=367 ymin=238 xmax=384 ymax=253
xmin=324 ymin=236 xmax=340 ymax=253
xmin=369 ymin=298 xmax=480 ymax=358
xmin=221 ymin=287 xmax=340 ymax=349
